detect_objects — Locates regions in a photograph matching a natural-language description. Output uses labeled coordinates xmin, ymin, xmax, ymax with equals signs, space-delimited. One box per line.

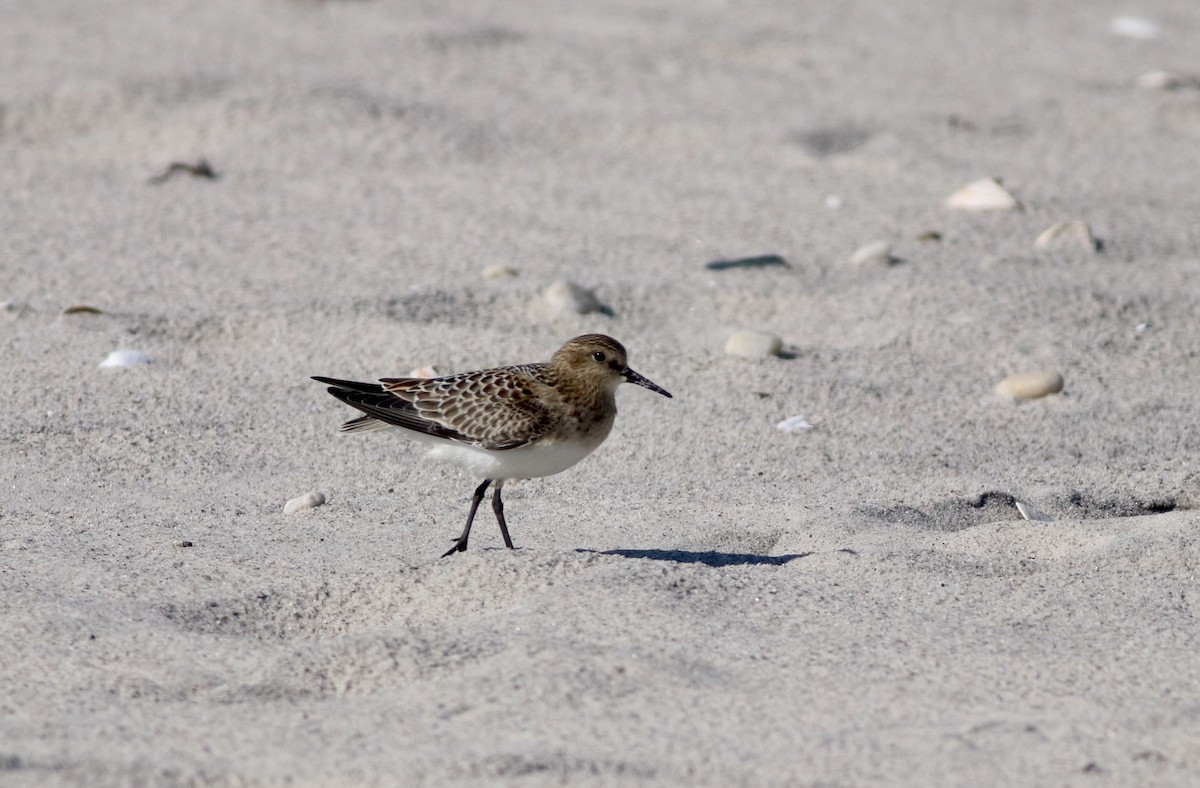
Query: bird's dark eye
xmin=592 ymin=351 xmax=606 ymax=362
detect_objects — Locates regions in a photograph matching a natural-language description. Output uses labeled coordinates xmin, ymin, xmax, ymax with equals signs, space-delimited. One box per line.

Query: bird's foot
xmin=441 ymin=539 xmax=468 ymax=558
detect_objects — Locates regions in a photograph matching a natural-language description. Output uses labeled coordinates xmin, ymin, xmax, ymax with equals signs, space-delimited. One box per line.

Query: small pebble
xmin=1015 ymin=500 xmax=1053 ymax=522
xmin=175 ymin=540 xmax=194 ymax=548
xmin=995 ymin=370 xmax=1064 ymax=400
xmin=98 ymin=349 xmax=150 ymax=369
xmin=1110 ymin=16 xmax=1160 ymax=40
xmin=725 ymin=329 xmax=782 ymax=358
xmin=848 ymin=240 xmax=894 ymax=267
xmin=944 ymin=178 xmax=1021 ymax=211
xmin=1034 ymin=220 xmax=1097 ymax=253
xmin=482 ymin=264 xmax=518 ymax=279
xmin=776 ymin=416 xmax=813 ymax=433
xmin=284 ymin=491 xmax=326 ymax=514
xmin=543 ymin=280 xmax=606 ymax=315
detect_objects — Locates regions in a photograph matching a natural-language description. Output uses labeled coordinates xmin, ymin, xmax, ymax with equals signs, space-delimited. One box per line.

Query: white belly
xmin=425 ymin=434 xmax=607 ymax=480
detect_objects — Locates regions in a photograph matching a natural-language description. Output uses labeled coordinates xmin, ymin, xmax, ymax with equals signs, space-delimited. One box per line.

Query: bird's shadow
xmin=577 ymin=548 xmax=814 ymax=567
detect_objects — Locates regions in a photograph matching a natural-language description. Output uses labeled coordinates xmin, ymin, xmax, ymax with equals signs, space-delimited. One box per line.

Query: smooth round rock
xmin=995 ymin=370 xmax=1064 ymax=400
xmin=99 ymin=349 xmax=150 ymax=368
xmin=284 ymin=491 xmax=326 ymax=514
xmin=1034 ymin=221 xmax=1097 ymax=253
xmin=482 ymin=264 xmax=518 ymax=279
xmin=543 ymin=280 xmax=604 ymax=315
xmin=849 ymin=240 xmax=893 ymax=267
xmin=725 ymin=330 xmax=782 ymax=359
xmin=944 ymin=178 xmax=1020 ymax=211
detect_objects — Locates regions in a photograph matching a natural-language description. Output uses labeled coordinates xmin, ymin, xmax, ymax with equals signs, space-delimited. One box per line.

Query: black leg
xmin=442 ymin=479 xmax=492 ymax=558
xmin=492 ymin=480 xmax=514 ymax=549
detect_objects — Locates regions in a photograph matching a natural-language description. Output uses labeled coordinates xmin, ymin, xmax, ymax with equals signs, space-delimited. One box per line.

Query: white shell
xmin=1138 ymin=70 xmax=1182 ymax=90
xmin=944 ymin=178 xmax=1021 ymax=211
xmin=482 ymin=264 xmax=519 ymax=279
xmin=849 ymin=240 xmax=893 ymax=267
xmin=1015 ymin=500 xmax=1054 ymax=522
xmin=995 ymin=370 xmax=1064 ymax=400
xmin=98 ymin=349 xmax=150 ymax=368
xmin=776 ymin=416 xmax=814 ymax=433
xmin=284 ymin=491 xmax=326 ymax=514
xmin=1110 ymin=16 xmax=1160 ymax=39
xmin=543 ymin=280 xmax=604 ymax=315
xmin=1034 ymin=221 xmax=1097 ymax=253
xmin=407 ymin=366 xmax=439 ymax=378
xmin=724 ymin=329 xmax=782 ymax=358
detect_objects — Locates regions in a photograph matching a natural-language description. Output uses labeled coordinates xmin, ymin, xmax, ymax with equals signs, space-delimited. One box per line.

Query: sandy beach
xmin=3 ymin=0 xmax=1200 ymax=784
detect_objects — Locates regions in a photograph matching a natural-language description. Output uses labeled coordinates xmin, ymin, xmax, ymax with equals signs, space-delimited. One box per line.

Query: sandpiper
xmin=314 ymin=334 xmax=671 ymax=557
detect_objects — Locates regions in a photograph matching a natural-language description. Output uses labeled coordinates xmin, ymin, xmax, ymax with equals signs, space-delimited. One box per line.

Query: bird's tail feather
xmin=339 ymin=415 xmax=395 ymax=434
xmin=311 ymin=376 xmax=385 ymax=394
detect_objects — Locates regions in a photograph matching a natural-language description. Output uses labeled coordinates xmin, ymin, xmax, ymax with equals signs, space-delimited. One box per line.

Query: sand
xmin=4 ymin=0 xmax=1200 ymax=784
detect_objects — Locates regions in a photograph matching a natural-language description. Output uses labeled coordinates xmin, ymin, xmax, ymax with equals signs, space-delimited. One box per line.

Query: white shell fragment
xmin=1138 ymin=70 xmax=1183 ymax=90
xmin=776 ymin=416 xmax=814 ymax=433
xmin=543 ymin=280 xmax=605 ymax=315
xmin=284 ymin=491 xmax=326 ymax=514
xmin=1015 ymin=500 xmax=1054 ymax=522
xmin=725 ymin=329 xmax=783 ymax=358
xmin=407 ymin=366 xmax=439 ymax=378
xmin=1110 ymin=16 xmax=1160 ymax=40
xmin=849 ymin=240 xmax=894 ymax=267
xmin=98 ymin=349 xmax=150 ymax=368
xmin=482 ymin=264 xmax=519 ymax=279
xmin=995 ymin=370 xmax=1064 ymax=400
xmin=944 ymin=178 xmax=1021 ymax=211
xmin=1034 ymin=221 xmax=1098 ymax=253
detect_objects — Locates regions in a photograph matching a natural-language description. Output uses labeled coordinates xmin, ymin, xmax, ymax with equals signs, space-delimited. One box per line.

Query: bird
xmin=313 ymin=334 xmax=672 ymax=557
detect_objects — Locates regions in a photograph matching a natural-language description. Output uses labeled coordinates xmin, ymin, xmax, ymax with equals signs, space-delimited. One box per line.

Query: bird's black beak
xmin=624 ymin=368 xmax=672 ymax=398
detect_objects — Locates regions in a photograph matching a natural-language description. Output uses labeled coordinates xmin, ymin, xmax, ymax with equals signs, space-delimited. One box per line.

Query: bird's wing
xmin=379 ymin=365 xmax=560 ymax=450
xmin=315 ymin=377 xmax=473 ymax=441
